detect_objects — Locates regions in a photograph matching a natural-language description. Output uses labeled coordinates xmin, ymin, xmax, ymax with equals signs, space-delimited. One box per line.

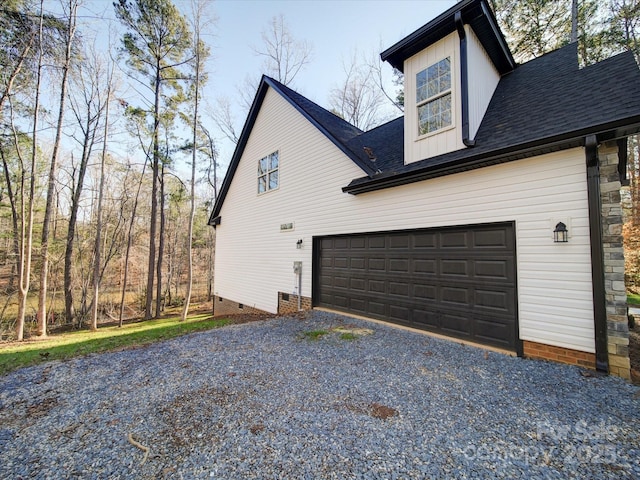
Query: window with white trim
xmin=258 ymin=151 xmax=279 ymax=194
xmin=416 ymin=57 xmax=452 ymax=135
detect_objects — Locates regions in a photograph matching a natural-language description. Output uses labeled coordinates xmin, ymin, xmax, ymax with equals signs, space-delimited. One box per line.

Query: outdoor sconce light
xmin=296 ymin=239 xmax=303 ymax=249
xmin=553 ymin=222 xmax=568 ymax=243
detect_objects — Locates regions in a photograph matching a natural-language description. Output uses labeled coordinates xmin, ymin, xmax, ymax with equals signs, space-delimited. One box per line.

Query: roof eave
xmin=265 ymin=79 xmax=377 ymax=177
xmin=343 ymin=118 xmax=640 ymax=195
xmin=380 ymin=0 xmax=514 ymax=74
xmin=209 ymin=76 xmax=271 ymax=222
xmin=209 ymin=76 xmax=378 ymax=224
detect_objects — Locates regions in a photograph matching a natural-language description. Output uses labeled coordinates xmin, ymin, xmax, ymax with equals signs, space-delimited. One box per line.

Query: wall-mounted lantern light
xmin=296 ymin=239 xmax=303 ymax=249
xmin=553 ymin=222 xmax=568 ymax=243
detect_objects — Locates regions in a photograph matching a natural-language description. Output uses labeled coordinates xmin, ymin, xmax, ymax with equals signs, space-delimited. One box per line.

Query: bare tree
xmin=211 ymin=14 xmax=313 ymax=146
xmin=366 ymin=48 xmax=404 ymax=113
xmin=64 ymin=46 xmax=112 ymax=327
xmin=329 ymin=51 xmax=386 ymax=130
xmin=208 ymin=97 xmax=238 ymax=145
xmin=118 ymin=158 xmax=148 ymax=326
xmin=37 ymin=0 xmax=79 ymax=338
xmin=253 ymin=14 xmax=312 ymax=86
xmin=182 ymin=0 xmax=212 ymax=321
xmin=114 ymin=0 xmax=193 ymax=319
xmin=200 ymin=122 xmax=219 ymax=199
xmin=89 ymin=55 xmax=116 ymax=330
xmin=15 ymin=0 xmax=45 ymax=341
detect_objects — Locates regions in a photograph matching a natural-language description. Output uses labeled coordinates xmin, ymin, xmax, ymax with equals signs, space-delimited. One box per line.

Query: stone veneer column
xmin=598 ymin=141 xmax=631 ymax=380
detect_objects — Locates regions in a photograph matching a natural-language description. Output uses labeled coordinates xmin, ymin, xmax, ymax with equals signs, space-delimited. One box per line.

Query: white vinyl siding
xmin=215 ymin=87 xmax=595 ymax=354
xmin=403 ymin=32 xmax=464 ymax=164
xmin=466 ymin=25 xmax=501 ymax=140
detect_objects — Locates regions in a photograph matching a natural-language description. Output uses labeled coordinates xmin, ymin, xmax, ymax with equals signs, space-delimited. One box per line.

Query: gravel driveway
xmin=1 ymin=311 xmax=639 ymax=479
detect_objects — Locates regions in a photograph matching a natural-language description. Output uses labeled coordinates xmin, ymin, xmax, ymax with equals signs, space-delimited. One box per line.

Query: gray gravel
xmin=1 ymin=310 xmax=639 ymax=479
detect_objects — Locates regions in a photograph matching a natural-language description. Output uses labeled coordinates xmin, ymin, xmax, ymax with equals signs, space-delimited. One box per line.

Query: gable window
xmin=416 ymin=57 xmax=451 ymax=135
xmin=258 ymin=151 xmax=279 ymax=194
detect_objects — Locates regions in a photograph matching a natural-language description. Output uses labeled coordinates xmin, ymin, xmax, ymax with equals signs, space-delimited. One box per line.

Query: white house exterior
xmin=210 ymin=0 xmax=640 ymax=379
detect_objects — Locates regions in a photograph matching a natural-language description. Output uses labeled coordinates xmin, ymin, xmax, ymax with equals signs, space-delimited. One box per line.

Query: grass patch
xmin=628 ymin=293 xmax=640 ymax=306
xmin=301 ymin=329 xmax=329 ymax=340
xmin=339 ymin=332 xmax=358 ymax=341
xmin=0 ymin=314 xmax=230 ymax=376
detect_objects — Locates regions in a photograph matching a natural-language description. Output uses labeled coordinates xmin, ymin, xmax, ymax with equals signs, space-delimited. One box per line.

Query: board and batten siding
xmin=466 ymin=25 xmax=501 ymax=140
xmin=215 ymin=87 xmax=595 ymax=353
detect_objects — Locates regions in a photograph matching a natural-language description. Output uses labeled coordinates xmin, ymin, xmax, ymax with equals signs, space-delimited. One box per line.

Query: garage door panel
xmin=368 ymin=258 xmax=386 ymax=270
xmin=389 ymin=235 xmax=410 ymax=248
xmin=475 ymin=288 xmax=515 ymax=313
xmin=389 ymin=281 xmax=409 ymax=297
xmin=349 ymin=297 xmax=366 ymax=313
xmin=368 ymin=236 xmax=386 ymax=248
xmin=389 ymin=304 xmax=410 ymax=322
xmin=334 ymin=257 xmax=348 ymax=268
xmin=316 ymin=223 xmax=517 ymax=351
xmin=369 ymin=301 xmax=386 ymax=316
xmin=413 ymin=232 xmax=437 ymax=249
xmin=440 ymin=231 xmax=469 ymax=248
xmin=349 ymin=277 xmax=366 ymax=291
xmin=441 ymin=313 xmax=472 ymax=336
xmin=389 ymin=258 xmax=410 ymax=272
xmin=473 ymin=228 xmax=508 ymax=248
xmin=441 ymin=259 xmax=469 ymax=276
xmin=474 ymin=259 xmax=511 ymax=280
xmin=441 ymin=286 xmax=469 ymax=305
xmin=350 ymin=257 xmax=366 ymax=270
xmin=474 ymin=317 xmax=515 ymax=347
xmin=413 ymin=309 xmax=439 ymax=328
xmin=350 ymin=237 xmax=366 ymax=248
xmin=413 ymin=258 xmax=437 ymax=274
xmin=368 ymin=279 xmax=386 ymax=293
xmin=414 ymin=284 xmax=437 ymax=300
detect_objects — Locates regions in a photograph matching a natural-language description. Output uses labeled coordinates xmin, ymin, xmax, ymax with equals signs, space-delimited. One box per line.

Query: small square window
xmin=258 ymin=151 xmax=279 ymax=194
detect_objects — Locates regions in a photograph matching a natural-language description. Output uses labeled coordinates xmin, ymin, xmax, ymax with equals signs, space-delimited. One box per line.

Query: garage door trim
xmin=313 ymin=221 xmax=522 ymax=355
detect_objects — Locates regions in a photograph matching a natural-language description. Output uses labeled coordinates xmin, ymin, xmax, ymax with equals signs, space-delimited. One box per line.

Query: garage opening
xmin=314 ymin=222 xmax=519 ymax=352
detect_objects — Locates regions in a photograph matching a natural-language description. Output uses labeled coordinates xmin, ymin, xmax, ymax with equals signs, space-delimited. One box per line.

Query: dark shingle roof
xmin=266 ymin=79 xmax=378 ymax=176
xmin=345 ymin=117 xmax=404 ymax=173
xmin=210 ymin=44 xmax=640 ymax=223
xmin=209 ymin=75 xmax=379 ymax=223
xmin=344 ymin=44 xmax=640 ymax=193
xmin=381 ymin=0 xmax=515 ymax=75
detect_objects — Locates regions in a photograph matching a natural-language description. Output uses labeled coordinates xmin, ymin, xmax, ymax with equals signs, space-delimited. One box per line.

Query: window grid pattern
xmin=416 ymin=57 xmax=452 ymax=135
xmin=258 ymin=151 xmax=279 ymax=194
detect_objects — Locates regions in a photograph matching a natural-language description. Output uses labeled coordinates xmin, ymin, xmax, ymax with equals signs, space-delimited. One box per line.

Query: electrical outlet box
xmin=293 ymin=261 xmax=302 ymax=274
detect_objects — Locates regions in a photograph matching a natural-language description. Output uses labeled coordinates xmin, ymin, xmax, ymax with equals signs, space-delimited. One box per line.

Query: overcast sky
xmin=66 ymin=0 xmax=457 ymax=173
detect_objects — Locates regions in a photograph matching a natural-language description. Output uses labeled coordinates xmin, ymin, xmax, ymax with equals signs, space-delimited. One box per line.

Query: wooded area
xmin=1 ymin=0 xmax=639 ymax=341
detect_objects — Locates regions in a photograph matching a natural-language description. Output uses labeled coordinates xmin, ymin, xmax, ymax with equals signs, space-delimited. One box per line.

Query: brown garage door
xmin=315 ymin=223 xmax=518 ymax=351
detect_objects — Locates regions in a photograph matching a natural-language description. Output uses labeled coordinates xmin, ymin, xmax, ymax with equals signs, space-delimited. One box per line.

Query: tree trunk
xmin=37 ymin=0 xmax=77 ymax=338
xmin=15 ymin=0 xmax=45 ymax=341
xmin=181 ymin=26 xmax=201 ymax=321
xmin=145 ymin=64 xmax=161 ymax=320
xmin=64 ymin=119 xmax=94 ymax=326
xmin=0 ymin=148 xmax=21 ymax=291
xmin=155 ymin=165 xmax=166 ymax=318
xmin=90 ymin=72 xmax=112 ymax=331
xmin=119 ymin=161 xmax=148 ymax=326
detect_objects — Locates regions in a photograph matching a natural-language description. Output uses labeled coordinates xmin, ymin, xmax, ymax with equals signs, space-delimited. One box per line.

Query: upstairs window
xmin=416 ymin=57 xmax=451 ymax=135
xmin=258 ymin=151 xmax=279 ymax=194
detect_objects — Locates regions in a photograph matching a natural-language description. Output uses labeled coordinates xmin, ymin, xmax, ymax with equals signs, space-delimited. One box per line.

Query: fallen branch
xmin=127 ymin=433 xmax=149 ymax=465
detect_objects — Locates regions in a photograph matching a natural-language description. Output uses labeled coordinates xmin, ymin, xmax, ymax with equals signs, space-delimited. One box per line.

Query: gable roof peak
xmin=381 ymin=0 xmax=514 ymax=75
